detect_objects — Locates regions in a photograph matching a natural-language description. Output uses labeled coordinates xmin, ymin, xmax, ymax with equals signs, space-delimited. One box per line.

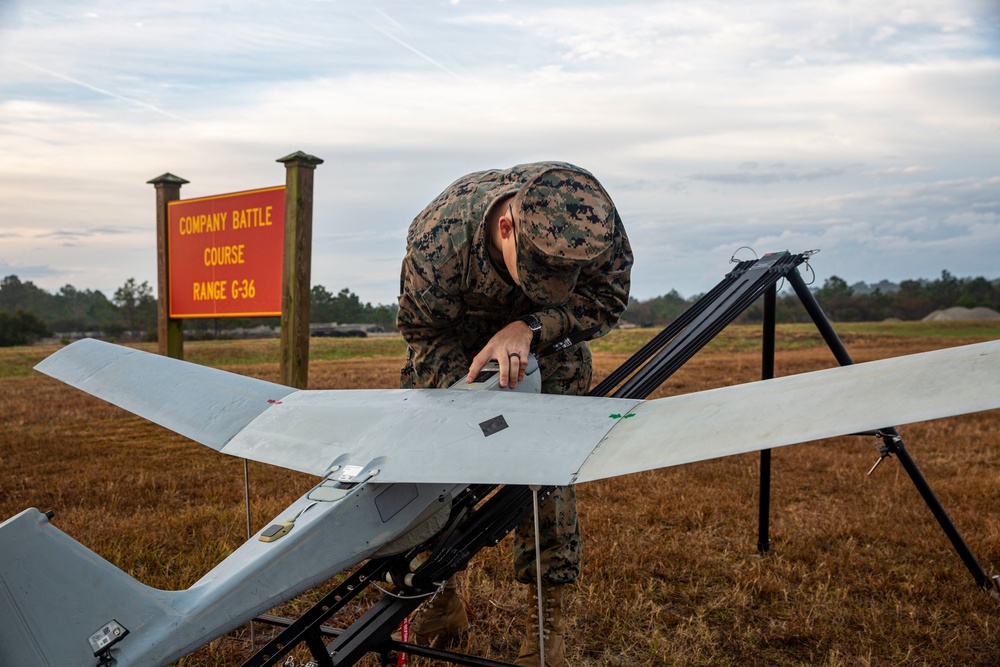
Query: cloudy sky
xmin=1 ymin=0 xmax=998 ymax=305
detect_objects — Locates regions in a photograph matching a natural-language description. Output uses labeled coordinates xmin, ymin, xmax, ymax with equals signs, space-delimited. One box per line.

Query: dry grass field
xmin=1 ymin=322 xmax=999 ymax=666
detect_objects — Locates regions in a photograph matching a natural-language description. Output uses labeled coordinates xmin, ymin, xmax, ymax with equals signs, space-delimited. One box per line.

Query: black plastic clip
xmin=868 ymin=443 xmax=893 ymax=476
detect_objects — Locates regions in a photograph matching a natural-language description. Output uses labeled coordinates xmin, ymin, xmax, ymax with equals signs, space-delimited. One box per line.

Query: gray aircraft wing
xmin=34 ymin=338 xmax=296 ymax=451
xmin=36 ymin=338 xmax=1000 ymax=486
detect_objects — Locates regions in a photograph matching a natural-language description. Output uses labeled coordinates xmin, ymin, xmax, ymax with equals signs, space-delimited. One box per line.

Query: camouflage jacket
xmin=397 ymin=162 xmax=633 ymax=388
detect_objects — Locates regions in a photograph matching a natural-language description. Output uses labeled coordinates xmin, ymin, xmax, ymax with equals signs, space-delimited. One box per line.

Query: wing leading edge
xmin=578 ymin=338 xmax=1000 ymax=483
xmin=36 ymin=338 xmax=1000 ymax=486
xmin=223 ymin=339 xmax=1000 ymax=485
xmin=34 ymin=338 xmax=296 ymax=451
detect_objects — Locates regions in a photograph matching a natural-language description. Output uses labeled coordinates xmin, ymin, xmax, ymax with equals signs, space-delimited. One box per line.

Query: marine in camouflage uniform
xmin=397 ymin=161 xmax=632 ymax=663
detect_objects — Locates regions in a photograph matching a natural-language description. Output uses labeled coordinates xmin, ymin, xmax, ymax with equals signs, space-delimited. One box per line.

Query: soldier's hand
xmin=468 ymin=321 xmax=533 ymax=389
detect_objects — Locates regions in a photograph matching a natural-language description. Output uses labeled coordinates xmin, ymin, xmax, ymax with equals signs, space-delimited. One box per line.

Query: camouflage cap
xmin=511 ymin=167 xmax=616 ymax=306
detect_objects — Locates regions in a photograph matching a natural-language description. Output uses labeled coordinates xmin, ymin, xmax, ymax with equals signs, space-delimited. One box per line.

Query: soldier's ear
xmin=498 ymin=213 xmax=515 ymax=240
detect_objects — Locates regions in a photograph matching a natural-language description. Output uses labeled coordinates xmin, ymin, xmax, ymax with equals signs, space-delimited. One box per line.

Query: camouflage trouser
xmin=512 ymin=342 xmax=591 ymax=585
xmin=401 ymin=334 xmax=591 ymax=584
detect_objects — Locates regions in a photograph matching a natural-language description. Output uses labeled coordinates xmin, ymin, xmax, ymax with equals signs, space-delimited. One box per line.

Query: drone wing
xmin=16 ymin=337 xmax=1000 ymax=667
xmin=34 ymin=338 xmax=296 ymax=451
xmin=577 ymin=338 xmax=1000 ymax=483
xmin=35 ymin=338 xmax=1000 ymax=486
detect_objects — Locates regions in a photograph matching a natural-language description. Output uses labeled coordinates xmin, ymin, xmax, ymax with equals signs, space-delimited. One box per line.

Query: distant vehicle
xmin=313 ymin=328 xmax=367 ymax=338
xmin=309 ymin=323 xmax=383 ymax=338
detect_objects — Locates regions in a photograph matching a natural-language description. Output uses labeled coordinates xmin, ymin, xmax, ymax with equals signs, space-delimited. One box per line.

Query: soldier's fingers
xmin=467 ymin=347 xmax=492 ymax=383
xmin=497 ymin=349 xmax=513 ymax=388
xmin=506 ymin=351 xmax=522 ymax=389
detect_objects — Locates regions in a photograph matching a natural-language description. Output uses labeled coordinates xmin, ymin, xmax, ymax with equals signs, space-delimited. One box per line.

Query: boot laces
xmin=527 ymin=593 xmax=558 ymax=638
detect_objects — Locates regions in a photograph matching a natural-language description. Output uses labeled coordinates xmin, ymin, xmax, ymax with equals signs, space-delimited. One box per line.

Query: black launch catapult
xmin=241 ymin=250 xmax=998 ymax=667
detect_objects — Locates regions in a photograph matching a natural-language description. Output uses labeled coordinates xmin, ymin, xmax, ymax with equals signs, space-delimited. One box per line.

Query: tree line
xmin=1 ymin=270 xmax=997 ymax=346
xmin=623 ymin=271 xmax=1000 ymax=328
xmin=0 ymin=275 xmax=398 ymax=346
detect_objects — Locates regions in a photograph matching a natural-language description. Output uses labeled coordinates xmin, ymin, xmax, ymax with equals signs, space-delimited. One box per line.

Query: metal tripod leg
xmin=881 ymin=432 xmax=999 ymax=593
xmin=787 ymin=269 xmax=998 ymax=593
xmin=758 ymin=284 xmax=776 ymax=555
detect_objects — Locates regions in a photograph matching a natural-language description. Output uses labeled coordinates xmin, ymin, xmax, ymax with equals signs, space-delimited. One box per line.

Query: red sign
xmin=167 ymin=186 xmax=285 ymax=318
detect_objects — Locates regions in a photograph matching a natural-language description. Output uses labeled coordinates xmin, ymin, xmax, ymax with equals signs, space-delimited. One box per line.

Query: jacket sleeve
xmin=396 ymin=254 xmax=470 ymax=388
xmin=532 ymin=219 xmax=633 ymax=351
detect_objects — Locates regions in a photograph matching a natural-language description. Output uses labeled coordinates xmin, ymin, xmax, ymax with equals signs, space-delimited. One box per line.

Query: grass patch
xmin=3 ymin=325 xmax=999 ymax=665
xmin=591 ymin=319 xmax=1000 ymax=356
xmin=5 ymin=320 xmax=997 ymax=379
xmin=0 ymin=323 xmax=1000 ymax=667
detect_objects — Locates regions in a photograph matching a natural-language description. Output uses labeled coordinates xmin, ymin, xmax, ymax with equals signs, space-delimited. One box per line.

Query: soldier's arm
xmin=526 ymin=223 xmax=634 ymax=352
xmin=397 ymin=255 xmax=470 ymax=388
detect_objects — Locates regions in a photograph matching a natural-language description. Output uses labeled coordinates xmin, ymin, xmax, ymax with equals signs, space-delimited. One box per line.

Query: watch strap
xmin=518 ymin=313 xmax=542 ymax=347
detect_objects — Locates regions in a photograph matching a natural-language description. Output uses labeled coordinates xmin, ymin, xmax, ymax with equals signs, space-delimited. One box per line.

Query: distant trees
xmin=621 ymin=290 xmax=689 ymax=328
xmin=112 ymin=279 xmax=156 ymax=338
xmin=0 ymin=275 xmax=118 ymax=336
xmin=184 ymin=285 xmax=399 ymax=339
xmin=0 ymin=275 xmax=29 ymax=311
xmin=310 ymin=285 xmax=398 ymax=330
xmin=0 ymin=310 xmax=51 ymax=346
xmin=806 ymin=270 xmax=1000 ymax=322
xmin=0 ymin=275 xmax=400 ymax=345
xmin=50 ymin=284 xmax=119 ymax=332
xmin=0 ymin=275 xmax=165 ymax=344
xmin=621 ymin=271 xmax=1000 ymax=328
xmin=1 ymin=268 xmax=996 ymax=347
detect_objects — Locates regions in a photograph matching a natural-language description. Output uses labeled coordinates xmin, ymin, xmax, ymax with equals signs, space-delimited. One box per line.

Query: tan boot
xmin=514 ymin=583 xmax=569 ymax=667
xmin=409 ymin=574 xmax=470 ymax=647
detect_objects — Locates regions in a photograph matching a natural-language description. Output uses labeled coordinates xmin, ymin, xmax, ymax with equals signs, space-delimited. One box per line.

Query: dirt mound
xmin=922 ymin=306 xmax=1000 ymax=321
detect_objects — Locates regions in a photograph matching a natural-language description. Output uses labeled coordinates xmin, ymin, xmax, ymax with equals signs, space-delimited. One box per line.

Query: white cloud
xmin=872 ymin=25 xmax=898 ymax=43
xmin=0 ymin=0 xmax=997 ymax=304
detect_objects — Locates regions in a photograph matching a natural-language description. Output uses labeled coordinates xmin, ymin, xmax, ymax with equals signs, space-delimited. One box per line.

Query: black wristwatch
xmin=519 ymin=313 xmax=542 ymax=348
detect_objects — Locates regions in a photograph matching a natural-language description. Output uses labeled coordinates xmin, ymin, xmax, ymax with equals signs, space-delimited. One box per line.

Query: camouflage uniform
xmin=398 ymin=161 xmax=633 ymax=584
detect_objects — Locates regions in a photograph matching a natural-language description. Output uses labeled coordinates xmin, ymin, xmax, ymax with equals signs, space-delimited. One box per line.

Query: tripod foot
xmin=987 ymin=575 xmax=1000 ymax=600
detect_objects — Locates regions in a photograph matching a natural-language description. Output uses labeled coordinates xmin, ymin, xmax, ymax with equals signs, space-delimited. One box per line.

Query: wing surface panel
xmin=34 ymin=339 xmax=296 ymax=451
xmin=226 ymin=340 xmax=1000 ymax=485
xmin=578 ymin=339 xmax=1000 ymax=482
xmin=223 ymin=390 xmax=642 ymax=483
xmin=34 ymin=339 xmax=1000 ymax=486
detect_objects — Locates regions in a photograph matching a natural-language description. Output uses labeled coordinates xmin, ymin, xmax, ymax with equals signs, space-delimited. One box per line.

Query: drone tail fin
xmin=0 ymin=508 xmax=180 ymax=665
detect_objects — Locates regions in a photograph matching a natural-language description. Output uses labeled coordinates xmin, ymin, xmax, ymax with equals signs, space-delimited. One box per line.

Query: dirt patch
xmin=923 ymin=306 xmax=1000 ymax=321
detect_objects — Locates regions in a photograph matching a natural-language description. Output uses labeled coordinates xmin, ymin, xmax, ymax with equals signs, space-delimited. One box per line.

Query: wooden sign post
xmin=149 ymin=152 xmax=322 ymax=389
xmin=277 ymin=151 xmax=324 ymax=389
xmin=148 ymin=173 xmax=189 ymax=359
